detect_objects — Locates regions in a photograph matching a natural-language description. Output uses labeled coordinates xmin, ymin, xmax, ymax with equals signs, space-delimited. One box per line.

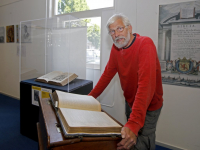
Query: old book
xmin=35 ymin=71 xmax=78 ymax=86
xmin=51 ymin=90 xmax=122 ymax=137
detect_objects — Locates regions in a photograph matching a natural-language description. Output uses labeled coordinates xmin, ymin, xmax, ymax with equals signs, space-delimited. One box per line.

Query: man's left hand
xmin=117 ymin=127 xmax=137 ymax=150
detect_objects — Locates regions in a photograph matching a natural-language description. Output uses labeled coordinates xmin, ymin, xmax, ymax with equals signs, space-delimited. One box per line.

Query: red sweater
xmin=89 ymin=34 xmax=163 ymax=136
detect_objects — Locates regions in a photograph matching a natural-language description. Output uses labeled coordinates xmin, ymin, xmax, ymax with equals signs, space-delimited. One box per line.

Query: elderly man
xmin=89 ymin=14 xmax=163 ymax=150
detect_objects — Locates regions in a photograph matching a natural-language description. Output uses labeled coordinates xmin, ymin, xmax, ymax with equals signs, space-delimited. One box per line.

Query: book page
xmin=59 ymin=108 xmax=121 ymax=133
xmin=49 ymin=72 xmax=72 ymax=83
xmin=56 ymin=90 xmax=101 ymax=111
xmin=60 ymin=73 xmax=78 ymax=86
xmin=37 ymin=71 xmax=63 ymax=82
xmin=68 ymin=73 xmax=78 ymax=82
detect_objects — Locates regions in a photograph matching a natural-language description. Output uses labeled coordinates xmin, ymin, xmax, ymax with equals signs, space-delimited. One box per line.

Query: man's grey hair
xmin=106 ymin=14 xmax=131 ymax=31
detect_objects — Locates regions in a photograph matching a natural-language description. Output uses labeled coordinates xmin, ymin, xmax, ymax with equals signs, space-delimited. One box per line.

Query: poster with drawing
xmin=32 ymin=86 xmax=41 ymax=106
xmin=6 ymin=25 xmax=14 ymax=42
xmin=158 ymin=1 xmax=200 ymax=88
xmin=21 ymin=23 xmax=31 ymax=43
xmin=0 ymin=27 xmax=5 ymax=43
xmin=32 ymin=86 xmax=52 ymax=106
xmin=16 ymin=25 xmax=19 ymax=43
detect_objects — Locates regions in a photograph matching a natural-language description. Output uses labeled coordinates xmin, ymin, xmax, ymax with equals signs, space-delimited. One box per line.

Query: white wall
xmin=0 ymin=0 xmax=200 ymax=150
xmin=0 ymin=0 xmax=46 ymax=98
xmin=99 ymin=0 xmax=200 ymax=150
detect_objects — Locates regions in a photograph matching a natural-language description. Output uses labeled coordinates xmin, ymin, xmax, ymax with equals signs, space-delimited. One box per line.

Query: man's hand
xmin=117 ymin=127 xmax=137 ymax=150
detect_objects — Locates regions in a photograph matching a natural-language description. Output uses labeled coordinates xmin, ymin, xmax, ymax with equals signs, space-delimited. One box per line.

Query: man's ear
xmin=128 ymin=25 xmax=132 ymax=34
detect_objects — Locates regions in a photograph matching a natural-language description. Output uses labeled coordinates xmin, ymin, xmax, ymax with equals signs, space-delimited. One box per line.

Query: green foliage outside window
xmin=87 ymin=25 xmax=100 ymax=49
xmin=58 ymin=0 xmax=89 ymax=14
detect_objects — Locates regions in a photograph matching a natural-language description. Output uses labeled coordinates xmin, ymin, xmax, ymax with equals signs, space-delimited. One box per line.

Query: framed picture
xmin=21 ymin=23 xmax=31 ymax=43
xmin=16 ymin=25 xmax=19 ymax=43
xmin=6 ymin=25 xmax=14 ymax=43
xmin=158 ymin=1 xmax=200 ymax=88
xmin=0 ymin=27 xmax=5 ymax=43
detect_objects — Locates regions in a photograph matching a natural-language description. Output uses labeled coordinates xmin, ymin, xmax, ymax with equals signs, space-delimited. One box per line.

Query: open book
xmin=35 ymin=71 xmax=78 ymax=86
xmin=50 ymin=90 xmax=122 ymax=138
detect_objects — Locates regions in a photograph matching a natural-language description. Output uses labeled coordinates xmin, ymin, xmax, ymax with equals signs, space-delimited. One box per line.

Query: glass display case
xmin=19 ymin=15 xmax=98 ymax=89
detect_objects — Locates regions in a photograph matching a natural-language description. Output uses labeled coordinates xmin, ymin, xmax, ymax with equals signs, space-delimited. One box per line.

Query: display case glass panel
xmin=20 ymin=15 xmax=97 ymax=91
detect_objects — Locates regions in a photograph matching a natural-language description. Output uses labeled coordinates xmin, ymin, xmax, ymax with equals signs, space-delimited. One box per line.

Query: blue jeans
xmin=125 ymin=101 xmax=162 ymax=150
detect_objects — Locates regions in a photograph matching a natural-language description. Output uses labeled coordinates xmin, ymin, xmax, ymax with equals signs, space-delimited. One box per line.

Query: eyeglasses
xmin=108 ymin=25 xmax=128 ymax=35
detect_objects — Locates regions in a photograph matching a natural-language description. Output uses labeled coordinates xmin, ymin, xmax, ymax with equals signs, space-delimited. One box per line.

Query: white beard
xmin=113 ymin=31 xmax=131 ymax=49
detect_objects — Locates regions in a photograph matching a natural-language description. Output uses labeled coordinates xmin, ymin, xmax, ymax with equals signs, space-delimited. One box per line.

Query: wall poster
xmin=158 ymin=1 xmax=200 ymax=88
xmin=0 ymin=27 xmax=5 ymax=43
xmin=16 ymin=25 xmax=19 ymax=43
xmin=21 ymin=23 xmax=31 ymax=43
xmin=6 ymin=25 xmax=14 ymax=42
xmin=32 ymin=86 xmax=52 ymax=106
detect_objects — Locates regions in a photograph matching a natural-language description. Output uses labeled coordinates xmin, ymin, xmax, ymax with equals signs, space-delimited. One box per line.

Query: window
xmin=55 ymin=0 xmax=114 ymax=15
xmin=64 ymin=17 xmax=101 ymax=69
xmin=49 ymin=0 xmax=115 ymax=69
xmin=85 ymin=17 xmax=101 ymax=69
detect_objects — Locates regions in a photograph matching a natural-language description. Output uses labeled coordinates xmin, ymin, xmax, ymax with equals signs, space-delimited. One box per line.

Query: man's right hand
xmin=117 ymin=127 xmax=137 ymax=150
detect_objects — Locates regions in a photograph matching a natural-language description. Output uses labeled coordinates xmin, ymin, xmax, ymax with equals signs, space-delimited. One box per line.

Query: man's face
xmin=109 ymin=19 xmax=131 ymax=49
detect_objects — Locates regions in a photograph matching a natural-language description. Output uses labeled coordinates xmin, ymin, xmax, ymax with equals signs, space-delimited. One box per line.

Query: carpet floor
xmin=0 ymin=94 xmax=38 ymax=150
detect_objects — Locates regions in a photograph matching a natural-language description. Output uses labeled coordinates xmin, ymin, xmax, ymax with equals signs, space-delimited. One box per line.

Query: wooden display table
xmin=37 ymin=98 xmax=122 ymax=150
